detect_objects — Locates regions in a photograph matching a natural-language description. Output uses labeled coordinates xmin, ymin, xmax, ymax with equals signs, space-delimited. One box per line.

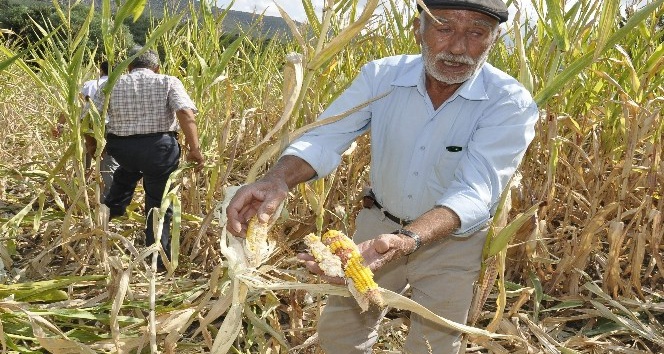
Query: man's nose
xmin=446 ymin=33 xmax=468 ymax=55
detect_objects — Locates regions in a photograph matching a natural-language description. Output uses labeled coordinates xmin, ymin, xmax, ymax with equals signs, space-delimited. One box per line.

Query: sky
xmin=215 ymin=0 xmax=650 ymax=23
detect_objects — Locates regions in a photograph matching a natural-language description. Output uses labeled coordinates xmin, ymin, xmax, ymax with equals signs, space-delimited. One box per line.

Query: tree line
xmin=1 ymin=0 xmax=156 ymax=59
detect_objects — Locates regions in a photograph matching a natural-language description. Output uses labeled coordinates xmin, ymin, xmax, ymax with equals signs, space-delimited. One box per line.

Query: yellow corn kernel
xmin=321 ymin=230 xmax=383 ymax=307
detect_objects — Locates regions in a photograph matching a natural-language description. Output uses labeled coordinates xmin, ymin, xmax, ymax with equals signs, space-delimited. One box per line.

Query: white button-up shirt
xmin=283 ymin=54 xmax=539 ymax=235
xmin=81 ymin=75 xmax=108 ymax=99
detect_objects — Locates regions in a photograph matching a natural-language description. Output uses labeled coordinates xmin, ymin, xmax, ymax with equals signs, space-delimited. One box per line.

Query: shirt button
xmin=408 ymin=195 xmax=413 ymax=199
xmin=420 ymin=146 xmax=425 ymax=150
xmin=414 ymin=172 xmax=419 ymax=176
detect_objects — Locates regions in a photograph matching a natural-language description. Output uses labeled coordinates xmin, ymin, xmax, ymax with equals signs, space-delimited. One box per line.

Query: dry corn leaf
xmin=156 ymin=308 xmax=196 ymax=334
xmin=308 ymin=0 xmax=379 ymax=70
xmin=249 ymin=53 xmax=304 ymax=152
xmin=35 ymin=337 xmax=96 ymax=354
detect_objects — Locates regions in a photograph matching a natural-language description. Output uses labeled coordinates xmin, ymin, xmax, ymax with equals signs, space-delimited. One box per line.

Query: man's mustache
xmin=435 ymin=53 xmax=476 ymax=65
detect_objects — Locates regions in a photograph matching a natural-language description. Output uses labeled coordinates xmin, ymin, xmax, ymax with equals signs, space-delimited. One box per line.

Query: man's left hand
xmin=297 ymin=233 xmax=415 ymax=283
xmin=358 ymin=233 xmax=415 ymax=272
xmin=297 ymin=253 xmax=346 ymax=285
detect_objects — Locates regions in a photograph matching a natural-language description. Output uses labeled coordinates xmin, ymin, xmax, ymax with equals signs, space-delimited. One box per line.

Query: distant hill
xmin=7 ymin=0 xmax=297 ymax=39
xmin=82 ymin=0 xmax=297 ymax=39
xmin=220 ymin=9 xmax=296 ymax=39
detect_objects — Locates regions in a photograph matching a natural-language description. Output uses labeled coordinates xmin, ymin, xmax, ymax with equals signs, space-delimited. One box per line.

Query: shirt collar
xmin=130 ymin=67 xmax=154 ymax=74
xmin=391 ymin=56 xmax=489 ymax=101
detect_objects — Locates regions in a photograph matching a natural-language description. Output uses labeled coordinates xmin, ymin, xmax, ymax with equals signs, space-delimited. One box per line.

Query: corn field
xmin=0 ymin=0 xmax=662 ymax=353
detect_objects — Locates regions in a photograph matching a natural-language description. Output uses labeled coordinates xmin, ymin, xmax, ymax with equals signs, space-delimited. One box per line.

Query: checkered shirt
xmin=93 ymin=68 xmax=197 ymax=136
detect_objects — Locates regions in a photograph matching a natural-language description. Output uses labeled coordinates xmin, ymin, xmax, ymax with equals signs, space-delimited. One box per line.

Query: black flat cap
xmin=418 ymin=0 xmax=509 ymax=23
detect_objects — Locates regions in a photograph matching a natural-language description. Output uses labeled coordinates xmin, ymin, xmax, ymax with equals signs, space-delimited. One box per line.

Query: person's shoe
xmin=102 ymin=201 xmax=125 ymax=219
xmin=156 ymin=258 xmax=169 ymax=273
xmin=108 ymin=208 xmax=126 ymax=220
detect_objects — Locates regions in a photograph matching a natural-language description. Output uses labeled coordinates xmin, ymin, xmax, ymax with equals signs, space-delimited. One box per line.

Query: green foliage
xmin=123 ymin=14 xmax=153 ymax=45
xmin=0 ymin=1 xmax=139 ymax=59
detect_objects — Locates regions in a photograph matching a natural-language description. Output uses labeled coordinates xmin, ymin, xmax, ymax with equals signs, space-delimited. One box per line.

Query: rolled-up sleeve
xmin=281 ymin=67 xmax=373 ymax=178
xmin=439 ymin=99 xmax=539 ymax=235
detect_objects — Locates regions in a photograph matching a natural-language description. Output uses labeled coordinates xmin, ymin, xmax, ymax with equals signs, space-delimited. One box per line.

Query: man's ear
xmin=154 ymin=66 xmax=160 ymax=74
xmin=491 ymin=26 xmax=502 ymax=46
xmin=413 ymin=16 xmax=422 ymax=46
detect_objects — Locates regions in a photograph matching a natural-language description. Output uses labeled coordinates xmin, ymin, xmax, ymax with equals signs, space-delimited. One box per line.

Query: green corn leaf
xmin=101 ymin=0 xmax=113 ymax=59
xmin=529 ymin=269 xmax=543 ymax=321
xmin=594 ymin=0 xmax=619 ymax=61
xmin=207 ymin=31 xmax=248 ymax=90
xmin=20 ymin=290 xmax=69 ymax=303
xmin=535 ymin=0 xmax=664 ymax=105
xmin=70 ymin=0 xmax=95 ymax=51
xmin=541 ymin=300 xmax=584 ymax=312
xmin=486 ymin=202 xmax=541 ymax=258
xmin=170 ymin=193 xmax=181 ymax=270
xmin=31 ymin=309 xmax=99 ymax=321
xmin=0 ymin=276 xmax=106 ymax=302
xmin=66 ymin=36 xmax=88 ymax=105
xmin=643 ymin=42 xmax=664 ymax=83
xmin=243 ymin=303 xmax=290 ymax=349
xmin=514 ymin=11 xmax=534 ymax=93
xmin=50 ymin=0 xmax=68 ymax=28
xmin=114 ymin=0 xmax=148 ymax=32
xmin=0 ymin=197 xmax=37 ymax=238
xmin=544 ymin=0 xmax=569 ymax=51
xmin=302 ymin=0 xmax=322 ymax=35
xmin=0 ymin=27 xmax=61 ymax=76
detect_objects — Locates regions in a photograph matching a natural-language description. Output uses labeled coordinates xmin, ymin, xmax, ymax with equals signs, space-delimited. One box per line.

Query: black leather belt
xmin=107 ymin=131 xmax=178 ymax=139
xmin=362 ymin=189 xmax=411 ymax=226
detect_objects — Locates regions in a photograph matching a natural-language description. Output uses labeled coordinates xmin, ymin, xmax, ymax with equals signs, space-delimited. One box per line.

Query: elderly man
xmin=94 ymin=46 xmax=204 ymax=269
xmin=226 ymin=0 xmax=539 ymax=352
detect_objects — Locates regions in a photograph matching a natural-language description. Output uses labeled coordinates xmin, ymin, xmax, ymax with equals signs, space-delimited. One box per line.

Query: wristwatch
xmin=391 ymin=229 xmax=422 ymax=255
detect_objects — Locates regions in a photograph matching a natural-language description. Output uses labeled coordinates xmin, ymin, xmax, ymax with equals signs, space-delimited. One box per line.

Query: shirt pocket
xmin=428 ymin=147 xmax=465 ymax=192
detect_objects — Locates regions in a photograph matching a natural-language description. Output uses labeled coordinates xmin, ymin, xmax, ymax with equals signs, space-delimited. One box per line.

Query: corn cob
xmin=321 ymin=230 xmax=384 ymax=308
xmin=244 ymin=216 xmax=271 ymax=267
xmin=303 ymin=233 xmax=345 ymax=278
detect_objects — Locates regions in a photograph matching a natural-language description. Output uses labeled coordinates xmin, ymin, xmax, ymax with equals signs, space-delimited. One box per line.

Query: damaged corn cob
xmin=244 ymin=216 xmax=272 ymax=267
xmin=318 ymin=230 xmax=384 ymax=308
xmin=303 ymin=233 xmax=345 ymax=278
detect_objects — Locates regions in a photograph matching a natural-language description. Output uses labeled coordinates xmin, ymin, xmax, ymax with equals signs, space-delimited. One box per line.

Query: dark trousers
xmin=104 ymin=133 xmax=180 ymax=263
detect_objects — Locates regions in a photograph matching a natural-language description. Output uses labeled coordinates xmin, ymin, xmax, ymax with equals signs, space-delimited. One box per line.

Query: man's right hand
xmin=226 ymin=176 xmax=289 ymax=237
xmin=51 ymin=124 xmax=64 ymax=138
xmin=186 ymin=147 xmax=205 ymax=171
xmin=84 ymin=135 xmax=98 ymax=157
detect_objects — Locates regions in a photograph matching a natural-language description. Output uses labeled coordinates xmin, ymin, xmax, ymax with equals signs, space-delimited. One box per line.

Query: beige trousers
xmin=318 ymin=206 xmax=488 ymax=354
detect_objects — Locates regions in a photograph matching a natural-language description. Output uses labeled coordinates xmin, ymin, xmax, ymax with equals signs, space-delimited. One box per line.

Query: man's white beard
xmin=422 ymin=42 xmax=491 ymax=84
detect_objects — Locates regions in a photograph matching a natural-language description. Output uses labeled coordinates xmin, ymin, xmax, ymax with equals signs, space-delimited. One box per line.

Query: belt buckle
xmin=362 ymin=195 xmax=375 ymax=209
xmin=397 ymin=216 xmax=411 ymax=226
